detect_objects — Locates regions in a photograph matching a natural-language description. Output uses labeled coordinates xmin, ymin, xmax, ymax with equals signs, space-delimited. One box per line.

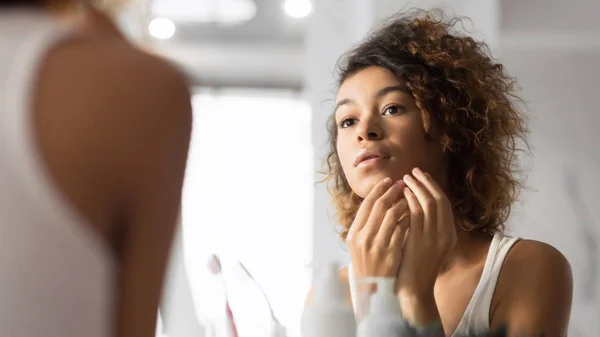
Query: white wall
xmin=500 ymin=1 xmax=600 ymax=335
xmin=502 ymin=47 xmax=600 ymax=337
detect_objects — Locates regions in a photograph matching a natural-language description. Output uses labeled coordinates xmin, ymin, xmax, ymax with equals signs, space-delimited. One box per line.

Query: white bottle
xmin=356 ymin=278 xmax=411 ymax=337
xmin=300 ymin=262 xmax=357 ymax=337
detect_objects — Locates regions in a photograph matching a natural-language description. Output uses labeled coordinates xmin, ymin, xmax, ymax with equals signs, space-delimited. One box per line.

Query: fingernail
xmin=413 ymin=167 xmax=423 ymax=176
xmin=383 ymin=177 xmax=392 ymax=184
xmin=403 ymin=174 xmax=414 ymax=182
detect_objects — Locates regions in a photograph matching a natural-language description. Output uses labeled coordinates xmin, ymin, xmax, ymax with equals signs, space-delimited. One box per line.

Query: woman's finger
xmin=403 ymin=173 xmax=436 ymax=233
xmin=389 ymin=213 xmax=410 ymax=250
xmin=362 ymin=181 xmax=404 ymax=238
xmin=375 ymin=198 xmax=409 ymax=246
xmin=349 ymin=177 xmax=393 ymax=235
xmin=411 ymin=168 xmax=445 ymax=201
xmin=403 ymin=187 xmax=424 ymax=235
xmin=412 ymin=168 xmax=452 ymax=233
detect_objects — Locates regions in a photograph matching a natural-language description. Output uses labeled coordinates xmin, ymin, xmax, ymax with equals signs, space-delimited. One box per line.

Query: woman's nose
xmin=356 ymin=117 xmax=383 ymax=142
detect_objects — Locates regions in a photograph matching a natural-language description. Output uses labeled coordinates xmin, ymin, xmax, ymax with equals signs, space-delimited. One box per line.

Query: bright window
xmin=181 ymin=88 xmax=314 ymax=337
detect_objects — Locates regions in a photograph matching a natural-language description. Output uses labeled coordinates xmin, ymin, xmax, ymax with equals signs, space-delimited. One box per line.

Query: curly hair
xmin=325 ymin=8 xmax=528 ymax=241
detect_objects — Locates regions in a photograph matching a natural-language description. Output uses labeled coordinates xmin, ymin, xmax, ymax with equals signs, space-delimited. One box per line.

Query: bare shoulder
xmin=39 ymin=36 xmax=192 ymax=165
xmin=491 ymin=239 xmax=573 ymax=333
xmin=43 ymin=37 xmax=190 ymax=109
xmin=501 ymin=239 xmax=572 ymax=283
xmin=35 ymin=38 xmax=192 ymax=232
xmin=304 ymin=266 xmax=352 ymax=307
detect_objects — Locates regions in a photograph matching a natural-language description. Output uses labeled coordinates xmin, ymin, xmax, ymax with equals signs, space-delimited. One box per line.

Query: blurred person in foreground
xmin=306 ymin=9 xmax=572 ymax=337
xmin=0 ymin=1 xmax=192 ymax=337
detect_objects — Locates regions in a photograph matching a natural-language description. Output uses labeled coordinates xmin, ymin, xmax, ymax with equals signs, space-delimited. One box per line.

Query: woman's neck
xmin=60 ymin=5 xmax=124 ymax=39
xmin=439 ymin=228 xmax=494 ymax=275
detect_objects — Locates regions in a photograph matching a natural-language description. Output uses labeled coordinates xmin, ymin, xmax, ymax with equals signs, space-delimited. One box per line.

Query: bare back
xmin=1 ymin=8 xmax=192 ymax=337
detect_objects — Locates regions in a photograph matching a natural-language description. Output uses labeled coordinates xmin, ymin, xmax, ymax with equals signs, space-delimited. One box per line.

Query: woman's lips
xmin=356 ymin=156 xmax=389 ymax=168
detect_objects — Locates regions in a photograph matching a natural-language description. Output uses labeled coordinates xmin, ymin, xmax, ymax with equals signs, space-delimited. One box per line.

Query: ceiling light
xmin=149 ymin=18 xmax=176 ymax=40
xmin=283 ymin=0 xmax=312 ymax=19
xmin=151 ymin=0 xmax=257 ymax=25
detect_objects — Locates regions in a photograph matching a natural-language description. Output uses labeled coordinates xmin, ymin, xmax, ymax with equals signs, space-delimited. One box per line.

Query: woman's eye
xmin=383 ymin=105 xmax=404 ymax=115
xmin=340 ymin=118 xmax=356 ymax=128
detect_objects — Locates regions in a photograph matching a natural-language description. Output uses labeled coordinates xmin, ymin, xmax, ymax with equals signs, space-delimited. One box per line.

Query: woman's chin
xmin=352 ymin=173 xmax=394 ymax=198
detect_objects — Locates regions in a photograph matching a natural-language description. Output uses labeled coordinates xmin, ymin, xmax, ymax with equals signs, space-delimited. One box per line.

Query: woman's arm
xmin=490 ymin=240 xmax=573 ymax=336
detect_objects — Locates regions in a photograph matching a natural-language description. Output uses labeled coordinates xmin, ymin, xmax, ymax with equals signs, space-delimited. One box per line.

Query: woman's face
xmin=335 ymin=66 xmax=445 ymax=198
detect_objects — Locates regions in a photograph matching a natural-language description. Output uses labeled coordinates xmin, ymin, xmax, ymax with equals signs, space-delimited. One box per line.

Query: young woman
xmin=307 ymin=9 xmax=572 ymax=337
xmin=0 ymin=1 xmax=192 ymax=337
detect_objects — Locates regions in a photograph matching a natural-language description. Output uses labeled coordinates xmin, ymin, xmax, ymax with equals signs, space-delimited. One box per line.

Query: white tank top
xmin=348 ymin=232 xmax=520 ymax=336
xmin=0 ymin=9 xmax=116 ymax=337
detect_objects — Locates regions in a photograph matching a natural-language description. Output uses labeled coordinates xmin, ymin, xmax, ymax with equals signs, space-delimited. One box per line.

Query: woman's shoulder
xmin=40 ymin=34 xmax=191 ymax=138
xmin=39 ymin=35 xmax=192 ymax=160
xmin=502 ymin=239 xmax=571 ymax=279
xmin=491 ymin=238 xmax=573 ymax=330
xmin=35 ymin=34 xmax=192 ymax=230
xmin=47 ymin=36 xmax=188 ymax=95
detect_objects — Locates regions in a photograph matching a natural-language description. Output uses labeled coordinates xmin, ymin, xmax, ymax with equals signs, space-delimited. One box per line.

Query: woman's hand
xmin=347 ymin=177 xmax=410 ymax=280
xmin=397 ymin=167 xmax=457 ymax=328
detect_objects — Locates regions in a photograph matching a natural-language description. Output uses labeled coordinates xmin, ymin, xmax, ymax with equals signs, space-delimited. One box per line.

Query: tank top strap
xmin=452 ymin=233 xmax=520 ymax=336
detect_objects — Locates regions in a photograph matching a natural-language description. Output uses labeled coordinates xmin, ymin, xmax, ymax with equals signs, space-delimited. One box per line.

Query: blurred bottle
xmin=356 ymin=278 xmax=408 ymax=337
xmin=300 ymin=262 xmax=356 ymax=337
xmin=231 ymin=260 xmax=287 ymax=337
